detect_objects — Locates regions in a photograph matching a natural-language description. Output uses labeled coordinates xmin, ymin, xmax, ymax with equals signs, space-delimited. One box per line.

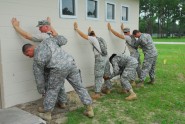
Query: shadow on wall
xmin=0 ymin=85 xmax=1 ymax=108
xmin=0 ymin=39 xmax=2 ymax=108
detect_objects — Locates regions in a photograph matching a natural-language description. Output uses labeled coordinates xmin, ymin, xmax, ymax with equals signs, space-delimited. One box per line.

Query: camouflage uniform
xmin=110 ymin=54 xmax=138 ymax=90
xmin=44 ymin=68 xmax=67 ymax=104
xmin=94 ymin=55 xmax=112 ymax=92
xmin=32 ymin=32 xmax=68 ymax=104
xmin=125 ymin=35 xmax=141 ymax=78
xmin=137 ymin=33 xmax=158 ymax=81
xmin=88 ymin=36 xmax=112 ymax=93
xmin=33 ymin=35 xmax=92 ymax=111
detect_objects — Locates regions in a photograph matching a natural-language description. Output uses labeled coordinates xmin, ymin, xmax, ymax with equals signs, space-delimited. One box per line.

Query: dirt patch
xmin=15 ymin=79 xmax=124 ymax=124
xmin=16 ymin=90 xmax=88 ymax=124
xmin=176 ymin=111 xmax=185 ymax=116
xmin=177 ymin=73 xmax=185 ymax=82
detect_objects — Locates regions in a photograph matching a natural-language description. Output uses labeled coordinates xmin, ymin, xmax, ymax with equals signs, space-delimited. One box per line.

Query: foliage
xmin=139 ymin=0 xmax=185 ymax=38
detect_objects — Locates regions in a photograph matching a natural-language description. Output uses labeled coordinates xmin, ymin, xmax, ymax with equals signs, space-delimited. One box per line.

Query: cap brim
xmin=36 ymin=24 xmax=42 ymax=27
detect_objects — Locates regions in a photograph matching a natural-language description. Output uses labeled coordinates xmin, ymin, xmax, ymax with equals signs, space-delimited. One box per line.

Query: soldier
xmin=11 ymin=17 xmax=57 ymax=43
xmin=74 ymin=22 xmax=112 ymax=100
xmin=12 ymin=17 xmax=68 ymax=108
xmin=107 ymin=23 xmax=141 ymax=84
xmin=104 ymin=54 xmax=138 ymax=100
xmin=22 ymin=35 xmax=94 ymax=121
xmin=132 ymin=30 xmax=158 ymax=87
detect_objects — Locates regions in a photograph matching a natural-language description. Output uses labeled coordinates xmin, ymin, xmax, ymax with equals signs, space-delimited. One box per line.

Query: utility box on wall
xmin=0 ymin=0 xmax=139 ymax=108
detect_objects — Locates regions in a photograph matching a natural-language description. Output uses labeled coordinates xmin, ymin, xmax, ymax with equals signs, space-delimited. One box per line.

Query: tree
xmin=139 ymin=0 xmax=184 ymax=37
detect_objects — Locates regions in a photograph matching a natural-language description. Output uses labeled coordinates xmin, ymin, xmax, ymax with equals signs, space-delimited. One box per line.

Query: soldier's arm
xmin=140 ymin=34 xmax=149 ymax=45
xmin=55 ymin=35 xmax=68 ymax=46
xmin=33 ymin=44 xmax=51 ymax=95
xmin=74 ymin=22 xmax=88 ymax=40
xmin=11 ymin=18 xmax=33 ymax=40
xmin=110 ymin=59 xmax=120 ymax=78
xmin=107 ymin=23 xmax=125 ymax=39
xmin=33 ymin=61 xmax=45 ymax=95
xmin=47 ymin=17 xmax=58 ymax=37
xmin=121 ymin=23 xmax=124 ymax=32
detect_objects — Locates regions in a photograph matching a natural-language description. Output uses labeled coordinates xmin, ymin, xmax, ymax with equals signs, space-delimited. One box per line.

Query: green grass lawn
xmin=66 ymin=44 xmax=185 ymax=124
xmin=153 ymin=37 xmax=185 ymax=42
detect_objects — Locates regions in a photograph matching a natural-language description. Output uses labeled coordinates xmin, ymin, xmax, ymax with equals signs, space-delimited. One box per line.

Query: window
xmin=106 ymin=2 xmax=116 ymax=21
xmin=60 ymin=0 xmax=77 ymax=18
xmin=86 ymin=0 xmax=99 ymax=20
xmin=121 ymin=6 xmax=129 ymax=22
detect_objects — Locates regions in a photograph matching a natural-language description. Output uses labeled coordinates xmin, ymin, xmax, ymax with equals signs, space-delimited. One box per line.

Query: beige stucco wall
xmin=0 ymin=38 xmax=2 ymax=108
xmin=0 ymin=0 xmax=139 ymax=108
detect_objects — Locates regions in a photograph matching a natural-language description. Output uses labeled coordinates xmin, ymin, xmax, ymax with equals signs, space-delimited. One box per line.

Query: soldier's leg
xmin=39 ymin=70 xmax=64 ymax=121
xmin=102 ymin=59 xmax=112 ymax=94
xmin=138 ymin=57 xmax=154 ymax=87
xmin=66 ymin=68 xmax=92 ymax=105
xmin=43 ymin=70 xmax=64 ymax=112
xmin=94 ymin=55 xmax=105 ymax=94
xmin=132 ymin=52 xmax=141 ymax=79
xmin=57 ymin=79 xmax=68 ymax=109
xmin=45 ymin=69 xmax=67 ymax=108
xmin=66 ymin=68 xmax=94 ymax=118
xmin=149 ymin=56 xmax=158 ymax=84
xmin=120 ymin=66 xmax=137 ymax=100
xmin=44 ymin=68 xmax=50 ymax=91
xmin=120 ymin=76 xmax=132 ymax=91
xmin=140 ymin=57 xmax=154 ymax=82
xmin=136 ymin=54 xmax=142 ymax=79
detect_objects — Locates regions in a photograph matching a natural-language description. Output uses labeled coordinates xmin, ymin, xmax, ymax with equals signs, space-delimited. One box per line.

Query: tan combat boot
xmin=130 ymin=81 xmax=137 ymax=88
xmin=83 ymin=105 xmax=94 ymax=118
xmin=125 ymin=89 xmax=137 ymax=101
xmin=38 ymin=106 xmax=45 ymax=113
xmin=101 ymin=87 xmax=111 ymax=94
xmin=38 ymin=112 xmax=52 ymax=121
xmin=57 ymin=102 xmax=66 ymax=109
xmin=37 ymin=107 xmax=52 ymax=121
xmin=147 ymin=78 xmax=155 ymax=85
xmin=91 ymin=93 xmax=101 ymax=100
xmin=137 ymin=81 xmax=144 ymax=88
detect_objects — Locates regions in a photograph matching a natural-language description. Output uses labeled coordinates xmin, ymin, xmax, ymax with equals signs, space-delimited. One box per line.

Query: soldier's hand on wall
xmin=74 ymin=22 xmax=78 ymax=30
xmin=121 ymin=23 xmax=124 ymax=31
xmin=11 ymin=18 xmax=20 ymax=28
xmin=47 ymin=17 xmax=51 ymax=25
xmin=88 ymin=27 xmax=92 ymax=34
xmin=107 ymin=23 xmax=111 ymax=30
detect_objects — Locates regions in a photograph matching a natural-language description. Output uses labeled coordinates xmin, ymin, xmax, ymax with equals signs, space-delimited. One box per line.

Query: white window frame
xmin=59 ymin=0 xmax=78 ymax=19
xmin=121 ymin=5 xmax=129 ymax=22
xmin=86 ymin=0 xmax=99 ymax=20
xmin=105 ymin=1 xmax=116 ymax=22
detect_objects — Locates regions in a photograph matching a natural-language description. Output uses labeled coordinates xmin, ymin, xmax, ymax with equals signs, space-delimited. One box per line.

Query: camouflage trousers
xmin=43 ymin=66 xmax=92 ymax=111
xmin=131 ymin=51 xmax=141 ymax=79
xmin=44 ymin=68 xmax=68 ymax=104
xmin=94 ymin=55 xmax=112 ymax=93
xmin=120 ymin=64 xmax=137 ymax=90
xmin=140 ymin=56 xmax=158 ymax=81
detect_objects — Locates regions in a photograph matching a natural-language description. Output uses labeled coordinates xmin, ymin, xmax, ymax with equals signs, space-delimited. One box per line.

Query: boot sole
xmin=125 ymin=96 xmax=137 ymax=101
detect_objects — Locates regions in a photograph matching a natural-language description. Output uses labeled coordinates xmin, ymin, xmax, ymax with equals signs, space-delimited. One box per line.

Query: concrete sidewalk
xmin=154 ymin=42 xmax=185 ymax=44
xmin=0 ymin=107 xmax=46 ymax=124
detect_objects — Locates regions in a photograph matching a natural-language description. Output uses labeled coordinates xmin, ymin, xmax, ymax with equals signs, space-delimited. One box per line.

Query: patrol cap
xmin=123 ymin=28 xmax=130 ymax=33
xmin=36 ymin=20 xmax=50 ymax=27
